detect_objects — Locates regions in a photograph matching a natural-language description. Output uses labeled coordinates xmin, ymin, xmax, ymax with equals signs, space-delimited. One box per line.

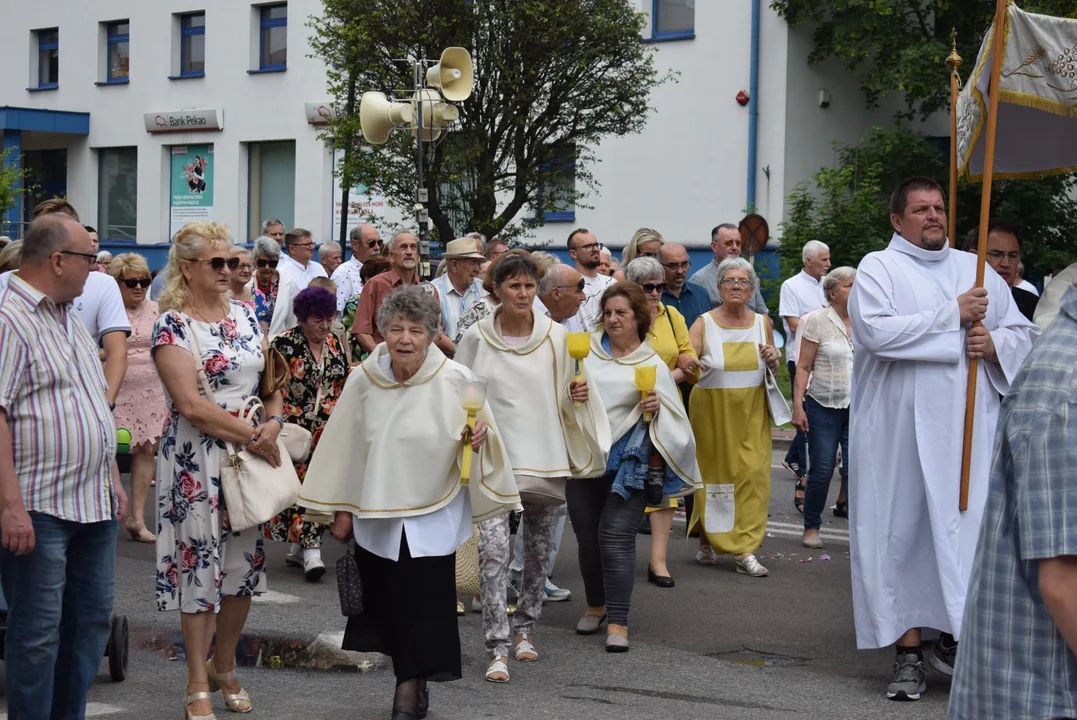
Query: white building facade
xmin=0 ymin=0 xmax=935 ymax=268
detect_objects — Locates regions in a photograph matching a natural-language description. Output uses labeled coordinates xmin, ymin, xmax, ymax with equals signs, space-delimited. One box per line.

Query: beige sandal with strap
xmin=185 ymin=690 xmax=217 ymax=720
xmin=206 ymin=659 xmax=252 ymax=713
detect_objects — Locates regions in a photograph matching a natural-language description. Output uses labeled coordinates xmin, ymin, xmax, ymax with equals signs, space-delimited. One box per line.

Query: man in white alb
xmin=566 ymin=228 xmax=615 ymax=331
xmin=847 ymin=177 xmax=1040 ymax=701
xmin=270 ymin=227 xmax=328 ymax=336
xmin=778 ymin=241 xmax=830 ymax=491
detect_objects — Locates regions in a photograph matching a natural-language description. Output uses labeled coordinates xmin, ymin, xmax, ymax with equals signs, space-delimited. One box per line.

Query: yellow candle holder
xmin=459 ymin=379 xmax=488 ymax=485
xmin=634 ymin=364 xmax=657 ymax=422
xmin=566 ymin=331 xmax=591 ymax=407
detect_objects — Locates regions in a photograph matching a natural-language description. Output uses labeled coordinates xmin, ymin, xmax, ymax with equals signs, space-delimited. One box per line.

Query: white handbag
xmin=184 ymin=318 xmax=308 ymax=532
xmin=758 ymin=317 xmax=793 ymax=426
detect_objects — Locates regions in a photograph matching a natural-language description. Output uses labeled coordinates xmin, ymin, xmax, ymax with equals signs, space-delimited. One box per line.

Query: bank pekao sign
xmin=143 ymin=109 xmax=224 ymax=133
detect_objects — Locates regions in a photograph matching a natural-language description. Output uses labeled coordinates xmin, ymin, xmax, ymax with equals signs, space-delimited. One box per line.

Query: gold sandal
xmin=185 ymin=690 xmax=217 ymax=720
xmin=206 ymin=658 xmax=252 ymax=714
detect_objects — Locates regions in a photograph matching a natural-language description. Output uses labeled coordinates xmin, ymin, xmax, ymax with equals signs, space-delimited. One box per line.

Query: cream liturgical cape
xmin=848 ymin=233 xmax=1040 ymax=649
xmin=455 ymin=309 xmax=610 ymax=479
xmin=585 ymin=334 xmax=702 ymax=495
xmin=298 ymin=344 xmax=521 ymax=524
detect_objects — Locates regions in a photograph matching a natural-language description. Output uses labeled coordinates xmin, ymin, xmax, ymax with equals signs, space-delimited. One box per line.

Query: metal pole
xmin=338 ymin=74 xmax=358 ymax=249
xmin=414 ymin=60 xmax=430 ymax=279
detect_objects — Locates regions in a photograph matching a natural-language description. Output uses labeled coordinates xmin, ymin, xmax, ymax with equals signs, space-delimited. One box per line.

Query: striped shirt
xmin=0 ymin=275 xmax=117 ymax=523
xmin=430 ymin=274 xmax=487 ymax=340
xmin=949 ymin=284 xmax=1077 ymax=720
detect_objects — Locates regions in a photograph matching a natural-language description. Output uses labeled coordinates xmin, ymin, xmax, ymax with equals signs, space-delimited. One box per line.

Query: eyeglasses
xmin=662 ymin=261 xmax=691 ymax=272
xmin=122 ymin=278 xmax=152 ymax=289
xmin=986 ymin=250 xmax=1021 ymax=261
xmin=557 ymin=279 xmax=586 ymax=292
xmin=291 ymin=242 xmax=315 ymax=249
xmin=194 ymin=257 xmax=242 ymax=272
xmin=236 ymin=263 xmax=254 ymax=272
xmin=256 ymin=259 xmax=279 ymax=269
xmin=720 ymin=278 xmax=754 ymax=289
xmin=641 ymin=282 xmax=667 ymax=293
xmin=59 ymin=250 xmax=99 ymax=265
xmin=572 ymin=242 xmax=600 ymax=253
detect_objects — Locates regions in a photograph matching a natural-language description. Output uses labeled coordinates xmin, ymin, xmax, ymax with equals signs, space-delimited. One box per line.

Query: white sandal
xmin=486 ymin=656 xmax=510 ymax=683
xmin=515 ymin=633 xmax=538 ymax=662
xmin=735 ymin=553 xmax=769 ymax=577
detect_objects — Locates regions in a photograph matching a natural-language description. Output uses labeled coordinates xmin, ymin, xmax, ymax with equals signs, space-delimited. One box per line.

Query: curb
xmin=134 ymin=626 xmax=387 ymax=673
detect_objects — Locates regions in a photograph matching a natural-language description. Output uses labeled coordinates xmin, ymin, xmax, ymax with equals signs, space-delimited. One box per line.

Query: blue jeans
xmin=1 ymin=512 xmax=117 ymax=720
xmin=784 ymin=361 xmax=807 ymax=471
xmin=802 ymin=396 xmax=849 ymax=531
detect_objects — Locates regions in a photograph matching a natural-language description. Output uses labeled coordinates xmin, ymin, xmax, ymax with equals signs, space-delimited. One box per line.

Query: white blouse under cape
xmin=584 ymin=333 xmax=702 ymax=495
xmin=455 ymin=309 xmax=611 ymax=479
xmin=299 ymin=344 xmax=521 ymax=543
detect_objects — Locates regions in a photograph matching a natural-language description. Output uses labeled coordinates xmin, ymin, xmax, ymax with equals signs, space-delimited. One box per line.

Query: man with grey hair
xmin=318 ymin=241 xmax=344 ymax=277
xmin=270 ymin=228 xmax=328 ymax=336
xmin=778 ymin=239 xmax=831 ymax=489
xmin=688 ymin=223 xmax=768 ymax=313
xmin=353 ymin=229 xmax=425 ymax=353
xmin=536 ymin=263 xmax=585 ymax=330
xmin=0 ymin=213 xmax=128 ymax=719
xmin=431 ymin=236 xmax=488 ymax=344
xmin=331 ymin=224 xmax=382 ymax=314
xmin=262 ymin=218 xmax=286 ymax=245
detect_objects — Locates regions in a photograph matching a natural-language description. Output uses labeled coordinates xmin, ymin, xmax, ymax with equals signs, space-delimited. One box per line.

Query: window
xmin=247 ymin=141 xmax=295 ymax=239
xmin=37 ymin=28 xmax=59 ymax=88
xmin=180 ymin=13 xmax=205 ymax=76
xmin=653 ymin=0 xmax=695 ymax=40
xmin=537 ymin=148 xmax=576 ymax=223
xmin=98 ymin=148 xmax=137 ymax=241
xmin=107 ymin=21 xmax=129 ymax=82
xmin=259 ymin=4 xmax=287 ymax=70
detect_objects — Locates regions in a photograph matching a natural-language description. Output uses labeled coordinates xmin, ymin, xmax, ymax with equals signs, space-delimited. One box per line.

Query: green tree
xmin=309 ymin=0 xmax=671 ymax=243
xmin=0 ymin=148 xmax=31 ymax=230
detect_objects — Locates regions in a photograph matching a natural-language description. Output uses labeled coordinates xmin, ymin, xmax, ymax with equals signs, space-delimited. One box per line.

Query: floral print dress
xmin=264 ymin=327 xmax=349 ymax=549
xmin=152 ymin=302 xmax=268 ymax=613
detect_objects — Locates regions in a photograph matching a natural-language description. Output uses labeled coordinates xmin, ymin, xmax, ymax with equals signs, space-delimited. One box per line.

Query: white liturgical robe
xmin=848 ymin=233 xmax=1040 ymax=649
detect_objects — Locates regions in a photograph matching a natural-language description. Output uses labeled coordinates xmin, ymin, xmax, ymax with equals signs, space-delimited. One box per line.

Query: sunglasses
xmin=256 ymin=258 xmax=279 ymax=269
xmin=122 ymin=278 xmax=152 ymax=289
xmin=367 ymin=240 xmax=381 ymax=248
xmin=557 ymin=279 xmax=586 ymax=292
xmin=195 ymin=257 xmax=242 ymax=272
xmin=641 ymin=282 xmax=667 ymax=293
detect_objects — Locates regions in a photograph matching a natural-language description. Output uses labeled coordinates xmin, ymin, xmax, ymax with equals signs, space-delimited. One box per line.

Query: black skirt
xmin=343 ymin=534 xmax=461 ymax=683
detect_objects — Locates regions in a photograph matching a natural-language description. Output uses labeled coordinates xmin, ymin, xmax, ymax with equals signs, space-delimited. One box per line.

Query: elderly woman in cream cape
xmin=573 ymin=282 xmax=701 ymax=652
xmin=455 ymin=252 xmax=610 ymax=683
xmin=299 ymin=286 xmax=520 ymax=720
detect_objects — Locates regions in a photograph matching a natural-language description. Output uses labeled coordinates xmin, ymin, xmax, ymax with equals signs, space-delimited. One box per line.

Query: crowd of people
xmin=0 ymin=177 xmax=1075 ymax=719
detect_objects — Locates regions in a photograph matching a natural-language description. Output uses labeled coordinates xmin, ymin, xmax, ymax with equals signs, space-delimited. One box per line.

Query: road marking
xmin=1 ymin=703 xmax=123 ymax=719
xmin=769 ymin=520 xmax=848 ymax=535
xmin=252 ymin=590 xmax=301 ymax=604
xmin=766 ymin=527 xmax=849 ymax=544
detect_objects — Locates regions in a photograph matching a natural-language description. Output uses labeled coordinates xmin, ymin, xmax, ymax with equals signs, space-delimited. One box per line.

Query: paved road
xmin=0 ymin=452 xmax=953 ymax=719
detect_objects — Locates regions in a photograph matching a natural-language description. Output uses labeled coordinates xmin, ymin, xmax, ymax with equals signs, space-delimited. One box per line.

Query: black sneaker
xmin=887 ymin=652 xmax=927 ymax=701
xmin=927 ymin=635 xmax=957 ymax=676
xmin=782 ymin=460 xmax=805 ymax=481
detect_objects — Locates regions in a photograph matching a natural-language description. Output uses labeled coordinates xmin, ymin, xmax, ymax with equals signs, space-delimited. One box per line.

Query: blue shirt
xmin=661 ymin=282 xmax=711 ymax=330
xmin=949 ymin=284 xmax=1077 ymax=720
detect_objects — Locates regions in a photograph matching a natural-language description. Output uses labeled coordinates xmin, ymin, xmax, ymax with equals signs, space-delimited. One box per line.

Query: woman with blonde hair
xmin=614 ymin=228 xmax=664 ymax=281
xmin=152 ymin=221 xmax=285 ymax=719
xmin=110 ymin=253 xmax=167 ymax=544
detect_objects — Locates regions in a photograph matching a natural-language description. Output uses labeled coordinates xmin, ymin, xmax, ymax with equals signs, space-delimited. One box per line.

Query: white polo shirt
xmin=778 ymin=269 xmax=826 ymax=363
xmin=0 ymin=270 xmax=130 ymax=343
xmin=277 ymin=252 xmax=328 ymax=290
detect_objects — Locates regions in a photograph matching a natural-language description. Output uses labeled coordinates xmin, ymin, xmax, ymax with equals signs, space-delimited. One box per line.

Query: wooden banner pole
xmin=960 ymin=0 xmax=1008 ymax=512
xmin=947 ymin=30 xmax=963 ymax=248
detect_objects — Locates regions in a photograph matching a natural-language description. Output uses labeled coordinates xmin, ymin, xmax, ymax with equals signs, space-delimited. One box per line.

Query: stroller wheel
xmin=107 ymin=615 xmax=129 ymax=681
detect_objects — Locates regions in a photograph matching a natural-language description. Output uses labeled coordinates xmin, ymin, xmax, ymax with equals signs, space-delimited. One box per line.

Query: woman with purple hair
xmin=264 ymin=286 xmax=350 ymax=580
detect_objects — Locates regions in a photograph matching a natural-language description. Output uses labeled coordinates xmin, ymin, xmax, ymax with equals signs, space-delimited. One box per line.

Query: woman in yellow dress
xmin=622 ymin=258 xmax=700 ymax=587
xmin=687 ymin=257 xmax=781 ymax=577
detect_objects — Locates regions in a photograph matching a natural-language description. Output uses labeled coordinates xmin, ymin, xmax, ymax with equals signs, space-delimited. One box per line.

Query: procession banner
xmin=170 ymin=144 xmax=214 ymax=239
xmin=957 ymin=5 xmax=1077 ymax=180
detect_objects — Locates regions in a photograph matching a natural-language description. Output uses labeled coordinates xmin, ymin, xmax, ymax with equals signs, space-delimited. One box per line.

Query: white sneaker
xmin=303 ymin=549 xmax=326 ymax=582
xmin=284 ymin=553 xmax=303 ymax=569
xmin=696 ymin=546 xmax=718 ymax=566
xmin=543 ymin=579 xmax=571 ymax=603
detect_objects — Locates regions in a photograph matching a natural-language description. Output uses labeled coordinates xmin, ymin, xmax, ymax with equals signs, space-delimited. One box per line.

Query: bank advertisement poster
xmin=329 ymin=148 xmax=386 ymax=242
xmin=170 ymin=145 xmax=214 ymax=239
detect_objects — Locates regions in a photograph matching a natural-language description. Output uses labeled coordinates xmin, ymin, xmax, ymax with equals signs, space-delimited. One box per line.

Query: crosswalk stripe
xmin=0 ymin=703 xmax=123 ymax=719
xmin=766 ymin=527 xmax=849 ymax=544
xmin=769 ymin=520 xmax=849 ymax=536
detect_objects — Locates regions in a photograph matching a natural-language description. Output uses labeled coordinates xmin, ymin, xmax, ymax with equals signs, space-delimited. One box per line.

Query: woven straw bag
xmin=455 ymin=524 xmax=481 ymax=596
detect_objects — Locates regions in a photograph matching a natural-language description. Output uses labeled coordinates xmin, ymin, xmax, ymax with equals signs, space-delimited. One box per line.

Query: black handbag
xmin=336 ymin=544 xmax=364 ymax=616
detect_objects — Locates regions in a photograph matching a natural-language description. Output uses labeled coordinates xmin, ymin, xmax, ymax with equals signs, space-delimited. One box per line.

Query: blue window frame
xmin=652 ymin=0 xmax=695 ymax=41
xmin=180 ymin=13 xmax=205 ymax=77
xmin=37 ymin=29 xmax=59 ymax=88
xmin=259 ymin=4 xmax=287 ymax=71
xmin=107 ymin=21 xmax=130 ymax=82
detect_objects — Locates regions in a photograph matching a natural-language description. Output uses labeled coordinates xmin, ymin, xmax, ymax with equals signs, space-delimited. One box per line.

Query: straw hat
xmin=442 ymin=236 xmax=485 ymax=259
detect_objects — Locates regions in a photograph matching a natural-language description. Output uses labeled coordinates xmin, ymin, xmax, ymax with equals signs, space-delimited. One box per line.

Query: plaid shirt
xmin=0 ymin=275 xmax=117 ymax=523
xmin=949 ymin=284 xmax=1077 ymax=720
